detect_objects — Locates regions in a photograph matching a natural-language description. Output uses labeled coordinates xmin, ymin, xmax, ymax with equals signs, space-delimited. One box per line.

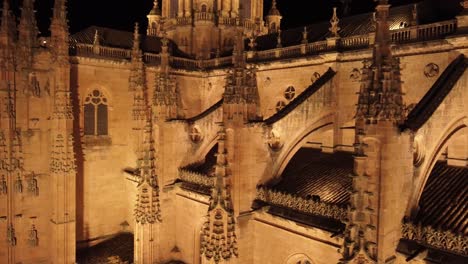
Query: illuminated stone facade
xmin=0 ymin=0 xmax=466 ymax=263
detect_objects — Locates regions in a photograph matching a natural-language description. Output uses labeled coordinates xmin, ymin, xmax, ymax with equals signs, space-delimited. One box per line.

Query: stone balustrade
xmin=74 ymin=43 xmax=131 ymax=60
xmin=73 ymin=19 xmax=457 ymax=68
xmin=143 ymin=53 xmax=161 ymax=65
xmin=255 ymin=187 xmax=347 ymax=221
xmin=195 ymin=12 xmax=214 ymax=22
xmin=401 ymin=221 xmax=468 ymax=255
xmin=178 ymin=168 xmax=214 ymax=187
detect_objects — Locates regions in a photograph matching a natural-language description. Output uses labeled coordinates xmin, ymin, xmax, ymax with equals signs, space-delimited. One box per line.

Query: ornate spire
xmin=200 ymin=125 xmax=238 ymax=263
xmin=129 ymin=23 xmax=148 ymax=121
xmin=266 ymin=0 xmax=282 ymax=33
xmin=149 ymin=0 xmax=162 ymax=16
xmin=153 ymin=35 xmax=179 ymax=120
xmin=134 ymin=109 xmax=161 ymax=224
xmin=50 ymin=0 xmax=69 ymax=60
xmin=302 ymin=26 xmax=308 ymax=44
xmin=18 ymin=0 xmax=38 ymax=48
xmin=276 ymin=29 xmax=282 ymax=48
xmin=224 ymin=31 xmax=259 ymax=122
xmin=356 ymin=0 xmax=404 ymax=125
xmin=147 ymin=0 xmax=163 ymax=36
xmin=268 ymin=0 xmax=281 ymax=16
xmin=329 ymin=7 xmax=340 ymax=38
xmin=0 ymin=0 xmax=16 ymax=45
xmin=410 ymin=4 xmax=418 ymax=26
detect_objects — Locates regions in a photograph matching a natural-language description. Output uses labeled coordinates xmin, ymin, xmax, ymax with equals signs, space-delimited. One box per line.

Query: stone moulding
xmin=255 ymin=187 xmax=347 ymax=221
xmin=401 ymin=222 xmax=468 ymax=255
xmin=178 ymin=168 xmax=215 ymax=187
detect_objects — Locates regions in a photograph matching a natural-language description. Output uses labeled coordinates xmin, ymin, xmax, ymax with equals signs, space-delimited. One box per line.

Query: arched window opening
xmin=84 ymin=90 xmax=108 ymax=136
xmin=201 ymin=4 xmax=207 ymax=12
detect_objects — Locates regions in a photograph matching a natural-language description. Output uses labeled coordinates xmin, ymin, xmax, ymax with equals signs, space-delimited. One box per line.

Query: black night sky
xmin=5 ymin=0 xmax=420 ymax=35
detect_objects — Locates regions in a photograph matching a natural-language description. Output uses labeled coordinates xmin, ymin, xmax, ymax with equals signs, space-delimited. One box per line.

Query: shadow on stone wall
xmin=76 ymin=232 xmax=134 ymax=264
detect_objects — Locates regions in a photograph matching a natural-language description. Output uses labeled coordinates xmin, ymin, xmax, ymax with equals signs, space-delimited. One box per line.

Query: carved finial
xmin=132 ymin=23 xmax=140 ymax=49
xmin=276 ymin=29 xmax=282 ymax=48
xmin=329 ymin=7 xmax=340 ymax=38
xmin=93 ymin=30 xmax=100 ymax=46
xmin=19 ymin=0 xmax=39 ymax=47
xmin=268 ymin=0 xmax=281 ymax=16
xmin=149 ymin=0 xmax=162 ymax=16
xmin=0 ymin=0 xmax=15 ymax=40
xmin=411 ymin=4 xmax=418 ymax=26
xmin=302 ymin=26 xmax=308 ymax=44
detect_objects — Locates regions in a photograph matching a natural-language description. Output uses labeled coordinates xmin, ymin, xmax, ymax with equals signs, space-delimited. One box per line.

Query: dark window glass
xmin=84 ymin=104 xmax=95 ymax=135
xmin=97 ymin=104 xmax=108 ymax=135
xmin=84 ymin=89 xmax=108 ymax=136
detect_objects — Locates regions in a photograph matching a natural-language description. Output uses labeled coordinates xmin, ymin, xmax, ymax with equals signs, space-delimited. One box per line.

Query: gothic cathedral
xmin=0 ymin=0 xmax=466 ymax=263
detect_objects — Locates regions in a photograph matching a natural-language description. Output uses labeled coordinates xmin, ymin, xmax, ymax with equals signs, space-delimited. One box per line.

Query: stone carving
xmin=26 ymin=72 xmax=41 ymax=97
xmin=284 ymin=86 xmax=295 ymax=100
xmin=134 ymin=114 xmax=162 ymax=225
xmin=267 ymin=130 xmax=283 ymax=150
xmin=50 ymin=134 xmax=76 ymax=174
xmin=179 ymin=168 xmax=214 ymax=187
xmin=350 ymin=68 xmax=361 ymax=81
xmin=311 ymin=72 xmax=321 ymax=83
xmin=0 ymin=175 xmax=6 ymax=194
xmin=15 ymin=176 xmax=23 ymax=193
xmin=28 ymin=224 xmax=39 ymax=247
xmin=27 ymin=172 xmax=39 ymax=196
xmin=356 ymin=54 xmax=405 ymax=124
xmin=189 ymin=125 xmax=203 ymax=143
xmin=52 ymin=91 xmax=73 ymax=120
xmin=201 ymin=126 xmax=238 ymax=263
xmin=424 ymin=63 xmax=439 ymax=77
xmin=153 ymin=72 xmax=179 ymax=119
xmin=256 ymin=187 xmax=347 ymax=221
xmin=44 ymin=79 xmax=50 ymax=96
xmin=7 ymin=224 xmax=16 ymax=246
xmin=402 ymin=222 xmax=468 ymax=255
xmin=329 ymin=7 xmax=340 ymax=38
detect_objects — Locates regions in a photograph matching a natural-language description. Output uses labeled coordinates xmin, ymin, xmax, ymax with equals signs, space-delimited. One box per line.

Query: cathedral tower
xmin=151 ymin=0 xmax=267 ymax=58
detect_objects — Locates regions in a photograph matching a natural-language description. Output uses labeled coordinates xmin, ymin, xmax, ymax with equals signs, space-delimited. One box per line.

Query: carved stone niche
xmin=267 ymin=130 xmax=283 ymax=151
xmin=189 ymin=125 xmax=203 ymax=143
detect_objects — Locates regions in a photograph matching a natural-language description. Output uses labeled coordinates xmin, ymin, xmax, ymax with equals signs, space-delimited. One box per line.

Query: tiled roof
xmin=415 ymin=161 xmax=467 ymax=235
xmin=70 ymin=25 xmax=187 ymax=57
xmin=401 ymin=54 xmax=467 ymax=132
xmin=263 ymin=67 xmax=336 ymax=125
xmin=270 ymin=148 xmax=353 ymax=206
xmin=397 ymin=239 xmax=468 ymax=263
xmin=255 ymin=0 xmax=462 ymax=51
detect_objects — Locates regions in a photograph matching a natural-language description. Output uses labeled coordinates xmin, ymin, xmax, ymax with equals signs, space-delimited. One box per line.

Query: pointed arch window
xmin=84 ymin=90 xmax=108 ymax=136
